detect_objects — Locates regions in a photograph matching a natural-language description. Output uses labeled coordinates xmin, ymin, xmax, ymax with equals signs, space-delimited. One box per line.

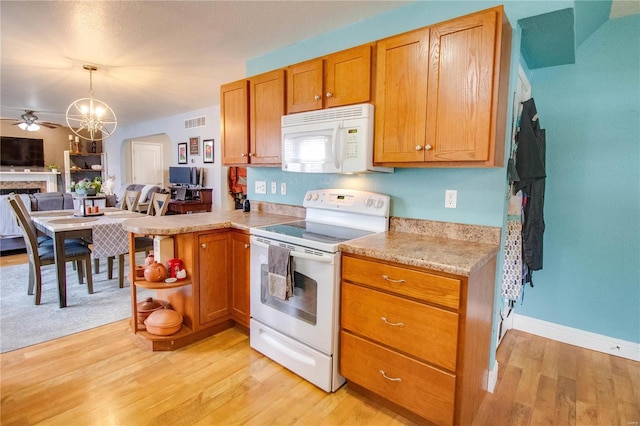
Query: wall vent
xmin=184 ymin=115 xmax=206 ymax=129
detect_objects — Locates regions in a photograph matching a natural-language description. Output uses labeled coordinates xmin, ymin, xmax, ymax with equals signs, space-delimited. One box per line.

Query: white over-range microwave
xmin=281 ymin=103 xmax=393 ymax=174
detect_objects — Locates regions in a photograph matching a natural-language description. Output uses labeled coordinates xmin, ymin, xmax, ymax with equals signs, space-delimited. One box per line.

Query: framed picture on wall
xmin=178 ymin=142 xmax=188 ymax=164
xmin=189 ymin=137 xmax=200 ymax=155
xmin=203 ymin=139 xmax=214 ymax=163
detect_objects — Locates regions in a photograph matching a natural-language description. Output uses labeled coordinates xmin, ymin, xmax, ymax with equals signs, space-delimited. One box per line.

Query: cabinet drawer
xmin=341 ymin=282 xmax=458 ymax=371
xmin=342 ymin=256 xmax=461 ymax=309
xmin=340 ymin=331 xmax=455 ymax=426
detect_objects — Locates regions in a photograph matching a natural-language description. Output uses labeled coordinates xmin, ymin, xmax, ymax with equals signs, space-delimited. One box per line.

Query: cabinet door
xmin=374 ymin=28 xmax=430 ymax=163
xmin=230 ymin=231 xmax=250 ymax=327
xmin=221 ymin=79 xmax=250 ymax=165
xmin=324 ymin=44 xmax=372 ymax=108
xmin=286 ymin=58 xmax=323 ymax=113
xmin=425 ymin=9 xmax=498 ymax=162
xmin=250 ymin=69 xmax=285 ymax=165
xmin=198 ymin=232 xmax=230 ymax=325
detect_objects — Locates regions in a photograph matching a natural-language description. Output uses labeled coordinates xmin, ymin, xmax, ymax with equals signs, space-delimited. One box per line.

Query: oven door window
xmin=260 ymin=264 xmax=317 ymax=325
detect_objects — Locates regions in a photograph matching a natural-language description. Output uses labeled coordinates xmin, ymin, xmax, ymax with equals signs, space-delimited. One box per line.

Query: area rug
xmin=0 ymin=254 xmax=152 ymax=353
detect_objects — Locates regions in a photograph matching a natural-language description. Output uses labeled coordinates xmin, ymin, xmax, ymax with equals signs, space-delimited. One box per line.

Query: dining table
xmin=31 ymin=207 xmax=145 ymax=308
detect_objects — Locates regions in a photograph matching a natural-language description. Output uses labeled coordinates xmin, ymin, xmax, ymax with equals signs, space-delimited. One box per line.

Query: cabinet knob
xmin=425 ymin=144 xmax=433 ymax=151
xmin=415 ymin=145 xmax=423 ymax=151
xmin=241 ymin=153 xmax=247 ymax=157
xmin=201 ymin=243 xmax=207 ymax=248
xmin=248 ymin=153 xmax=252 ymax=157
xmin=314 ymin=95 xmax=321 ymax=101
xmin=325 ymin=92 xmax=333 ymax=98
xmin=250 ymin=153 xmax=256 ymax=157
xmin=244 ymin=243 xmax=250 ymax=249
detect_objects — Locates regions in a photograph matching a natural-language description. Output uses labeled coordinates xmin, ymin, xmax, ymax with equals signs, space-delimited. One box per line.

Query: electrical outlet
xmin=445 ymin=190 xmax=457 ymax=208
xmin=255 ymin=181 xmax=267 ymax=194
xmin=271 ymin=182 xmax=277 ymax=194
xmin=280 ymin=182 xmax=287 ymax=195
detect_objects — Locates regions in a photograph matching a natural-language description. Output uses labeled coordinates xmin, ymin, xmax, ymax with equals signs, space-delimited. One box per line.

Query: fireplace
xmin=0 ymin=171 xmax=58 ymax=193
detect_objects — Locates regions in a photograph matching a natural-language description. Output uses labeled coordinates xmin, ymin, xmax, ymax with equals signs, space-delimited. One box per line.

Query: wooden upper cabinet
xmin=287 ymin=58 xmax=323 ymax=113
xmin=250 ymin=69 xmax=285 ymax=165
xmin=324 ymin=44 xmax=372 ymax=108
xmin=221 ymin=79 xmax=250 ymax=165
xmin=287 ymin=44 xmax=373 ymax=113
xmin=374 ymin=28 xmax=430 ymax=163
xmin=221 ymin=70 xmax=285 ymax=166
xmin=375 ymin=6 xmax=511 ymax=167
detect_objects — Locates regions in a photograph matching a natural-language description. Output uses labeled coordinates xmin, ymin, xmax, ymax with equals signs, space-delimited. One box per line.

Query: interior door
xmin=131 ymin=141 xmax=163 ymax=185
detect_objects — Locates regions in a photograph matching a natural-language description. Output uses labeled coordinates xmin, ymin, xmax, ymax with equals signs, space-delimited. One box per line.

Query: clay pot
xmin=135 ymin=265 xmax=145 ymax=279
xmin=144 ymin=306 xmax=183 ymax=336
xmin=136 ymin=297 xmax=166 ymax=325
xmin=143 ymin=261 xmax=167 ymax=282
xmin=144 ymin=254 xmax=155 ymax=266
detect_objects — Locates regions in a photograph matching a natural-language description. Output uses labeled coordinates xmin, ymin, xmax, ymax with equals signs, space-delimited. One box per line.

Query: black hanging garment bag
xmin=515 ymin=98 xmax=546 ymax=285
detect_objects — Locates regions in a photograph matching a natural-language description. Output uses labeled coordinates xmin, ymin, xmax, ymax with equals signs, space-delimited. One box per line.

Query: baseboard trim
xmin=487 ymin=362 xmax=499 ymax=393
xmin=513 ymin=314 xmax=640 ymax=362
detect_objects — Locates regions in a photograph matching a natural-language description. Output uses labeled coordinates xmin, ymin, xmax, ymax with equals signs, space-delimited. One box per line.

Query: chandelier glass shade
xmin=66 ymin=65 xmax=117 ymax=141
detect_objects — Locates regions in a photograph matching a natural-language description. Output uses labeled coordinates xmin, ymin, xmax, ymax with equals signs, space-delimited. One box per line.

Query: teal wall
xmin=519 ymin=15 xmax=640 ymax=343
xmin=245 ymin=0 xmax=640 ymax=355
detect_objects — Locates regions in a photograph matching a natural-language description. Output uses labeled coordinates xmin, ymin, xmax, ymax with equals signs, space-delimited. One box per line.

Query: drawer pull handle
xmin=379 ymin=370 xmax=402 ymax=382
xmin=381 ymin=317 xmax=404 ymax=327
xmin=382 ymin=275 xmax=406 ymax=284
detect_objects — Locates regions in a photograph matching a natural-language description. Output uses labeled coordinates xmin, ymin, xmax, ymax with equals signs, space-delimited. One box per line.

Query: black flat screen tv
xmin=0 ymin=137 xmax=45 ymax=167
xmin=169 ymin=166 xmax=191 ymax=186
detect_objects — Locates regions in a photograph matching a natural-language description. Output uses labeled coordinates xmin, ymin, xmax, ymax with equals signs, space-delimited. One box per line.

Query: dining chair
xmin=7 ymin=196 xmax=93 ymax=305
xmin=134 ymin=192 xmax=171 ymax=255
xmin=91 ymin=221 xmax=129 ymax=288
xmin=122 ymin=190 xmax=141 ymax=212
xmin=147 ymin=192 xmax=170 ymax=217
xmin=9 ymin=193 xmax=85 ymax=249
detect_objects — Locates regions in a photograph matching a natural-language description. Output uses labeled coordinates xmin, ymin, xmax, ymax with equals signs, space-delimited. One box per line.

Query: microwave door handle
xmin=332 ymin=123 xmax=341 ymax=169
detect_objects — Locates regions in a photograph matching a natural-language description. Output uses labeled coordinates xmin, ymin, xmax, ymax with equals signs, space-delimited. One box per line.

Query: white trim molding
xmin=513 ymin=314 xmax=640 ymax=362
xmin=487 ymin=361 xmax=499 ymax=393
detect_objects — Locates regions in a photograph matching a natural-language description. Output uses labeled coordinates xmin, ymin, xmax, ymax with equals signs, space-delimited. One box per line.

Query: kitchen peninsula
xmin=122 ymin=209 xmax=302 ymax=351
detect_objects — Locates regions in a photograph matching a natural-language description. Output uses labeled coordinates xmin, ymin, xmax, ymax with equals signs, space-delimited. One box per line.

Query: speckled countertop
xmin=339 ymin=217 xmax=501 ymax=277
xmin=121 ymin=210 xmax=301 ymax=235
xmin=121 ymin=204 xmax=500 ymax=277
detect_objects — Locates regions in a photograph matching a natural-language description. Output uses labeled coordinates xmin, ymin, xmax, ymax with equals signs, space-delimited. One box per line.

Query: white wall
xmin=105 ymin=105 xmax=234 ymax=211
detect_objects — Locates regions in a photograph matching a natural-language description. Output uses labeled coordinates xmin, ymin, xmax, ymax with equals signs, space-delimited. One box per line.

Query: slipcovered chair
xmin=6 ymin=195 xmax=93 ymax=305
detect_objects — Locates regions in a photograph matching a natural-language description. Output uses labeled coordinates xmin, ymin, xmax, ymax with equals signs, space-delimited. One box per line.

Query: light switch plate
xmin=271 ymin=182 xmax=277 ymax=194
xmin=280 ymin=182 xmax=287 ymax=195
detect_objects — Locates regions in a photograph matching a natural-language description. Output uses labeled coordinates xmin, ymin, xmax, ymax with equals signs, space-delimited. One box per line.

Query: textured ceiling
xmin=1 ymin=1 xmax=637 ymax=129
xmin=0 ymin=1 xmax=409 ymax=127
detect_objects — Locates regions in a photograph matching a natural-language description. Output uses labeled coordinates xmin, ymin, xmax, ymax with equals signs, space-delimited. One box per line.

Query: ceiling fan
xmin=12 ymin=110 xmax=58 ymax=131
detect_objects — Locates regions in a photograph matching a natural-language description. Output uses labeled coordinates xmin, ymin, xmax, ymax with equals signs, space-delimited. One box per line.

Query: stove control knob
xmin=375 ymin=199 xmax=385 ymax=209
xmin=305 ymin=193 xmax=312 ymax=201
xmin=312 ymin=193 xmax=319 ymax=201
xmin=365 ymin=198 xmax=373 ymax=207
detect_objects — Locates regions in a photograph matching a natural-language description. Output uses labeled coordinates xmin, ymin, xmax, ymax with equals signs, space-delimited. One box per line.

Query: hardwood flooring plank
xmin=1 ymin=304 xmax=638 ymax=426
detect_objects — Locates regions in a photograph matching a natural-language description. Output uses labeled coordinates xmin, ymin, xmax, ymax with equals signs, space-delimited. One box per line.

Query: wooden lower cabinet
xmin=230 ymin=230 xmax=251 ymax=328
xmin=340 ymin=253 xmax=497 ymax=425
xmin=129 ymin=228 xmax=251 ymax=351
xmin=198 ymin=231 xmax=230 ymax=325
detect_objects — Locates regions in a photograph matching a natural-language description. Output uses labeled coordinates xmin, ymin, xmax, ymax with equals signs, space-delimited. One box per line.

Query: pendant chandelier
xmin=66 ymin=65 xmax=117 ymax=141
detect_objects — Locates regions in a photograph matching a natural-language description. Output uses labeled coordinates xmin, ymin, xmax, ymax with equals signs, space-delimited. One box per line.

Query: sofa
xmin=0 ymin=192 xmax=118 ymax=253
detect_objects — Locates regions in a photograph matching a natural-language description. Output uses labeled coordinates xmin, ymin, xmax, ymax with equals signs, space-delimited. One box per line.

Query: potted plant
xmin=47 ymin=164 xmax=59 ymax=173
xmin=74 ymin=177 xmax=102 ymax=196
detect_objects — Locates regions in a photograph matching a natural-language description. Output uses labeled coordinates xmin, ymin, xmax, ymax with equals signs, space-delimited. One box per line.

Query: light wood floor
xmin=1 ymin=253 xmax=639 ymax=425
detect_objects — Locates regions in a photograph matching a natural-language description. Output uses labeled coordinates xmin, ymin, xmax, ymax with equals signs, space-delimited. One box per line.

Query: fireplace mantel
xmin=0 ymin=171 xmax=59 ymax=192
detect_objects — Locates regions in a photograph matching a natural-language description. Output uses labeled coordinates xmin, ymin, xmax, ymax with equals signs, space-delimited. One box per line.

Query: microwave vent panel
xmin=184 ymin=115 xmax=206 ymax=129
xmin=282 ymin=104 xmax=372 ymax=127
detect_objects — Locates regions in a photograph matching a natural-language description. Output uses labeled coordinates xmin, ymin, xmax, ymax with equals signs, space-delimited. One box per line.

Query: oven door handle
xmin=252 ymin=238 xmax=334 ymax=263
